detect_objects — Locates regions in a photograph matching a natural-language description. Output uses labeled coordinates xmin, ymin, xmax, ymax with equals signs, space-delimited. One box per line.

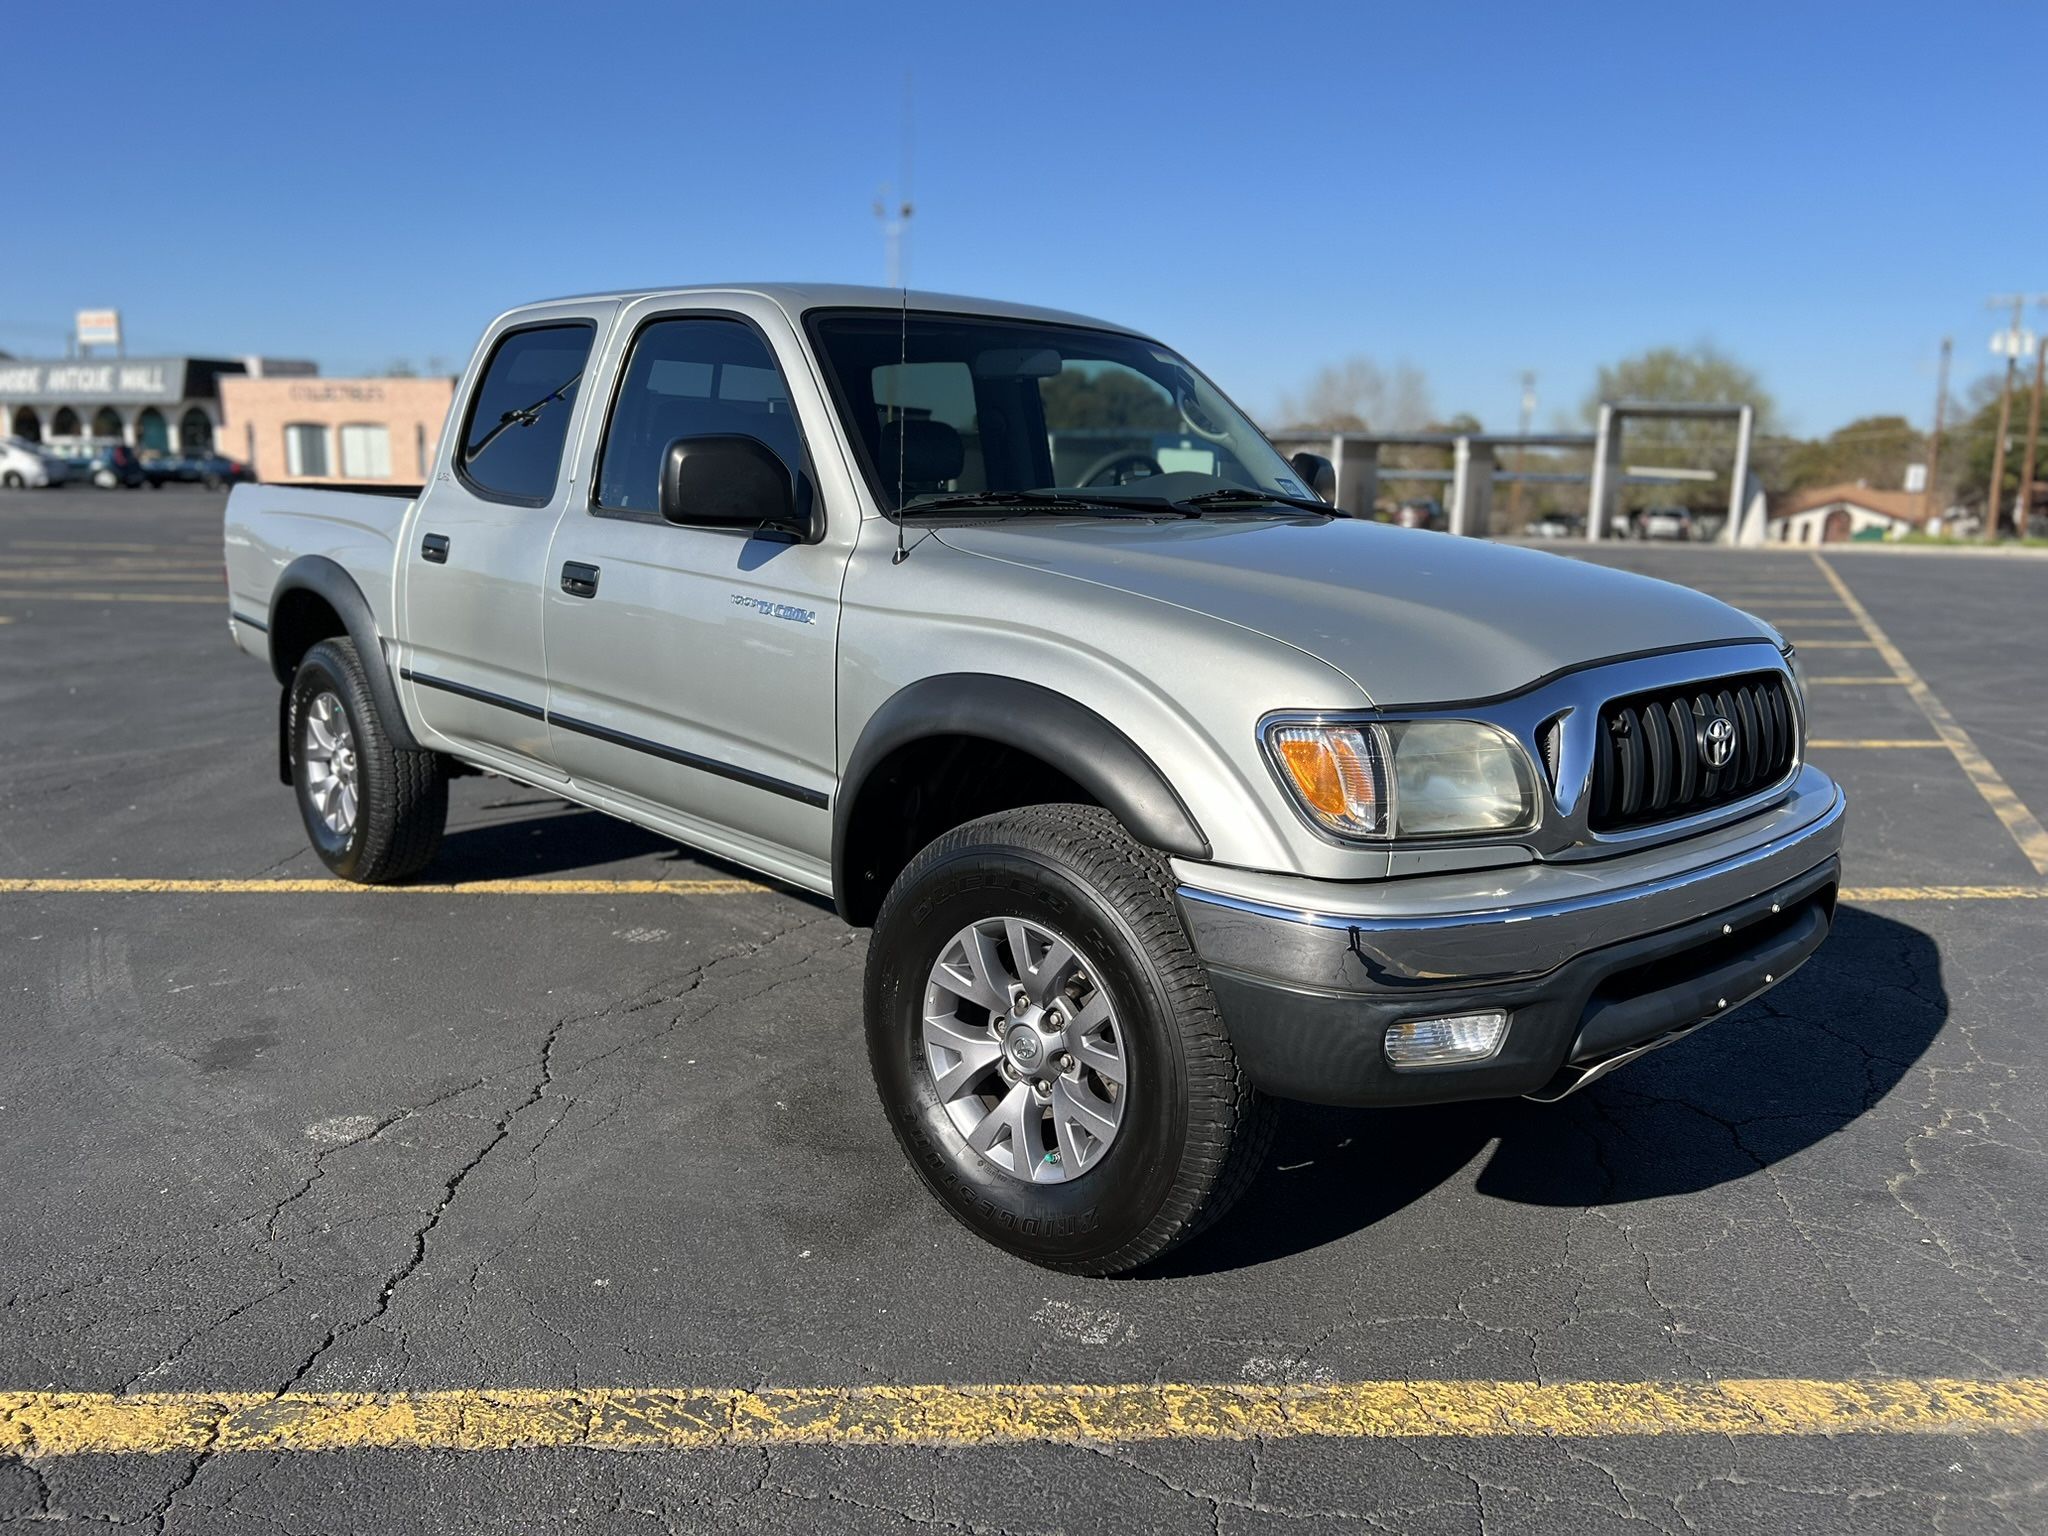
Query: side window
xmin=596 ymin=316 xmax=802 ymax=515
xmin=459 ymin=321 xmax=595 ymax=504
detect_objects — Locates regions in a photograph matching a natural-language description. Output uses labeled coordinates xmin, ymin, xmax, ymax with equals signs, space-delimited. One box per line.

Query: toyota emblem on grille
xmin=1701 ymin=715 xmax=1737 ymax=769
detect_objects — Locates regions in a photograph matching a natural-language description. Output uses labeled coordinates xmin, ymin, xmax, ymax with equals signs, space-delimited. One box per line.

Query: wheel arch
xmin=832 ymin=675 xmax=1210 ymax=926
xmin=269 ymin=556 xmax=420 ymax=767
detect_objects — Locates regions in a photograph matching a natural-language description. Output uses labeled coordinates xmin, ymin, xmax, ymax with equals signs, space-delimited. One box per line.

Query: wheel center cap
xmin=1004 ymin=1024 xmax=1045 ymax=1072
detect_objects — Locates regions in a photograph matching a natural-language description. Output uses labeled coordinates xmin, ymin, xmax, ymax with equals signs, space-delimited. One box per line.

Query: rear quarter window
xmin=458 ymin=321 xmax=596 ymax=505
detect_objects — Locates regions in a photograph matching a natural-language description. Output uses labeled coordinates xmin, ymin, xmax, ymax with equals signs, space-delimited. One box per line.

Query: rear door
xmin=397 ymin=305 xmax=612 ymax=778
xmin=541 ymin=296 xmax=855 ymax=885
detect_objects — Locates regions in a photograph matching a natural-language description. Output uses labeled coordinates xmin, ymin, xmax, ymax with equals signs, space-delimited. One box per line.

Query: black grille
xmin=1588 ymin=670 xmax=1798 ymax=831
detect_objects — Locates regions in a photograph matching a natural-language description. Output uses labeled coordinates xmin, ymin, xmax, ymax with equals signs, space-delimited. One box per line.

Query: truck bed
xmin=223 ymin=482 xmax=415 ymax=663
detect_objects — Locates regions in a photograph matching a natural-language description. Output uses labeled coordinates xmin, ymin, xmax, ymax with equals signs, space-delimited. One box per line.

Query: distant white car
xmin=1641 ymin=506 xmax=1693 ymax=541
xmin=0 ymin=437 xmax=65 ymax=489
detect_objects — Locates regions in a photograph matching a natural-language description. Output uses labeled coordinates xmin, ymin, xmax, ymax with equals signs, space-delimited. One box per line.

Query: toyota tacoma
xmin=223 ymin=284 xmax=1844 ymax=1273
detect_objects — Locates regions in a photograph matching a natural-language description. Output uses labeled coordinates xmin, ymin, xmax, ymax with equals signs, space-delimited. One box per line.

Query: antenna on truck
xmin=891 ymin=283 xmax=910 ymax=565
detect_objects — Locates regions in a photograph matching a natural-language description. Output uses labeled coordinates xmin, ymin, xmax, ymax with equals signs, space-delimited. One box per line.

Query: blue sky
xmin=6 ymin=1 xmax=2042 ymax=437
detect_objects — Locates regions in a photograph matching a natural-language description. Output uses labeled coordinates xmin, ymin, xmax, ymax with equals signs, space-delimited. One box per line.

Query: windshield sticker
xmin=1277 ymin=478 xmax=1308 ymax=498
xmin=732 ymin=593 xmax=817 ymax=626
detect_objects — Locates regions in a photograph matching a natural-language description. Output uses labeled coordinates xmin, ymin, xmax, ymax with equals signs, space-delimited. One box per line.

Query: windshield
xmin=805 ymin=310 xmax=1310 ymax=514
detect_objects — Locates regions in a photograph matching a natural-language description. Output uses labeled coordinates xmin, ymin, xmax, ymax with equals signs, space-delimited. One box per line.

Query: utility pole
xmin=2020 ymin=302 xmax=2048 ymax=540
xmin=1985 ymin=295 xmax=2042 ymax=540
xmin=873 ymin=73 xmax=915 ymax=288
xmin=1923 ymin=336 xmax=1950 ymax=525
xmin=1505 ymin=370 xmax=1535 ymax=529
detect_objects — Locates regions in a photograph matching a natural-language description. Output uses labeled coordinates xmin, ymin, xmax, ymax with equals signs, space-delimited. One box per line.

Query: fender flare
xmin=832 ymin=674 xmax=1211 ymax=918
xmin=269 ymin=554 xmax=421 ymax=756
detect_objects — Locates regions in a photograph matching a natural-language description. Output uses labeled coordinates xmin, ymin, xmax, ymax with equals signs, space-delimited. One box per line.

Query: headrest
xmin=874 ymin=417 xmax=964 ymax=489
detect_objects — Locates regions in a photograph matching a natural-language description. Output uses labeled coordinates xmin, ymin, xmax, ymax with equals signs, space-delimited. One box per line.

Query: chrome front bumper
xmin=1175 ymin=768 xmax=1846 ymax=1106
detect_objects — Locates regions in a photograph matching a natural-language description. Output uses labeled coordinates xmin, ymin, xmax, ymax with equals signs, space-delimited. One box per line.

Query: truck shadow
xmin=1151 ymin=905 xmax=1947 ymax=1277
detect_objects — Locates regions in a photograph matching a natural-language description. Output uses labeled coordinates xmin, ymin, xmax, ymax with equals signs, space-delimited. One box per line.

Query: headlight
xmin=1265 ymin=718 xmax=1537 ymax=841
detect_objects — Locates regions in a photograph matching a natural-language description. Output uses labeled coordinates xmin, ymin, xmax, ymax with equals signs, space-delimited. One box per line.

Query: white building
xmin=0 ymin=355 xmax=315 ymax=454
xmin=1769 ymin=482 xmax=1927 ymax=544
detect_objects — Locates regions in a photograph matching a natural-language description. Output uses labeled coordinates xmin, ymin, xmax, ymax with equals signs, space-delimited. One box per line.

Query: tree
xmin=1780 ymin=414 xmax=1924 ymax=493
xmin=1273 ymin=356 xmax=1435 ymax=433
xmin=1949 ymin=374 xmax=2035 ymax=514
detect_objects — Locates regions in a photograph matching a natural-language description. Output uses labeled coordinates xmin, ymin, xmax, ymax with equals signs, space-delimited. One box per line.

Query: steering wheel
xmin=1078 ymin=449 xmax=1165 ymax=487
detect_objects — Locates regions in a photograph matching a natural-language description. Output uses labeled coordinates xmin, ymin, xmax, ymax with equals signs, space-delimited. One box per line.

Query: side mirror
xmin=658 ymin=434 xmax=808 ymax=539
xmin=1289 ymin=451 xmax=1337 ymax=503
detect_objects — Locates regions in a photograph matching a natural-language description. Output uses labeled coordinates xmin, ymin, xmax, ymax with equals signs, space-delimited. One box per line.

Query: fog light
xmin=1384 ymin=1010 xmax=1509 ymax=1069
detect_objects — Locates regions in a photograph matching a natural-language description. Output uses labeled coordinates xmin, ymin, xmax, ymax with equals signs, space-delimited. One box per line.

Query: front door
xmin=541 ymin=305 xmax=850 ymax=885
xmin=399 ymin=310 xmax=609 ymax=779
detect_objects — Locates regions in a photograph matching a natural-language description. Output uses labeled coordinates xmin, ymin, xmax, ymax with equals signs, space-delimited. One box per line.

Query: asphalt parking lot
xmin=2 ymin=486 xmax=2045 ymax=1532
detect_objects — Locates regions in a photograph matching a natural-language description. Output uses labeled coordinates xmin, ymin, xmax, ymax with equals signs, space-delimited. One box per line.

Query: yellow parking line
xmin=5 ymin=877 xmax=2041 ymax=902
xmin=0 ymin=877 xmax=769 ymax=896
xmin=1807 ymin=739 xmax=1946 ymax=748
xmin=1777 ymin=619 xmax=1865 ymax=628
xmin=1843 ymin=886 xmax=2046 ymax=902
xmin=1792 ymin=640 xmax=1878 ymax=649
xmin=4 ymin=1377 xmax=2044 ymax=1456
xmin=0 ymin=590 xmax=218 ymax=604
xmin=7 ymin=540 xmax=183 ymax=553
xmin=14 ymin=570 xmax=226 ymax=583
xmin=1815 ymin=555 xmax=2048 ymax=876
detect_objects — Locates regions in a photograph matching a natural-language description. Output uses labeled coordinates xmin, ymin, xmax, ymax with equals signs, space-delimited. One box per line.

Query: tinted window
xmin=597 ymin=317 xmax=801 ymax=514
xmin=460 ymin=322 xmax=595 ymax=503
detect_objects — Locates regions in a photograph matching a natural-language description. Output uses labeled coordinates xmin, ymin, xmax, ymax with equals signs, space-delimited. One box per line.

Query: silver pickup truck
xmin=225 ymin=283 xmax=1845 ymax=1274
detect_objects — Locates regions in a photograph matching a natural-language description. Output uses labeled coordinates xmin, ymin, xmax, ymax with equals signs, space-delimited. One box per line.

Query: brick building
xmin=218 ymin=375 xmax=456 ymax=485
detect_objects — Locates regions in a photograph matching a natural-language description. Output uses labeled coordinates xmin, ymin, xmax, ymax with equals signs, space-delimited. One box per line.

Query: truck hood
xmin=933 ymin=516 xmax=1776 ymax=707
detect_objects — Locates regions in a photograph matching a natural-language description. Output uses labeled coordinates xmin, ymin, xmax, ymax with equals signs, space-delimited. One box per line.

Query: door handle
xmin=560 ymin=561 xmax=601 ymax=599
xmin=420 ymin=533 xmax=450 ymax=564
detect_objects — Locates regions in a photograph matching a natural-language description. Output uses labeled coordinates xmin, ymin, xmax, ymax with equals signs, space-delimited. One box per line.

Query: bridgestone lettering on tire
xmin=865 ymin=804 xmax=1273 ymax=1274
xmin=289 ymin=638 xmax=447 ymax=884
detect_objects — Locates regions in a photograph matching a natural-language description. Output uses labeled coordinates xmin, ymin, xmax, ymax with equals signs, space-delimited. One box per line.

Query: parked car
xmin=1392 ymin=496 xmax=1444 ymax=530
xmin=1528 ymin=513 xmax=1576 ymax=539
xmin=224 ymin=284 xmax=1843 ymax=1275
xmin=0 ymin=437 xmax=67 ymax=488
xmin=85 ymin=444 xmax=156 ymax=489
xmin=138 ymin=452 xmax=184 ymax=488
xmin=1640 ymin=506 xmax=1694 ymax=541
xmin=178 ymin=451 xmax=251 ymax=489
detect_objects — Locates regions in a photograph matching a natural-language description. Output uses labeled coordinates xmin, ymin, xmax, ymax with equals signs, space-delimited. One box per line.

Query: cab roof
xmin=502 ymin=283 xmax=1143 ymax=338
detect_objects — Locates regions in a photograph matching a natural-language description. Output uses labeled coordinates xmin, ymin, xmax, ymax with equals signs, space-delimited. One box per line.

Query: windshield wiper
xmin=899 ymin=490 xmax=1194 ymax=519
xmin=1171 ymin=487 xmax=1346 ymax=517
xmin=464 ymin=371 xmax=583 ymax=464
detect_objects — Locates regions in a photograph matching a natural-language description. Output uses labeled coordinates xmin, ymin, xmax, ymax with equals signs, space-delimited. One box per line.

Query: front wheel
xmin=865 ymin=805 xmax=1272 ymax=1274
xmin=289 ymin=637 xmax=447 ymax=883
xmin=2 ymin=472 xmax=21 ymax=489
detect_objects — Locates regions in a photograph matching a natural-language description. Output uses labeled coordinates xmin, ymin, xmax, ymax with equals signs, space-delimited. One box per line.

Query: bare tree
xmin=1273 ymin=357 xmax=1435 ymax=433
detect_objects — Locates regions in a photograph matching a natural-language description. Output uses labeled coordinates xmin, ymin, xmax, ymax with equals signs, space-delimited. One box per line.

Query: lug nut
xmin=1034 ymin=1078 xmax=1051 ymax=1094
xmin=1058 ymin=1053 xmax=1075 ymax=1071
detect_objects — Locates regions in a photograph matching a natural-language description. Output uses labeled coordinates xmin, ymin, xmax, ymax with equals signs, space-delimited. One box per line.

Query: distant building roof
xmin=1771 ymin=481 xmax=1929 ymax=525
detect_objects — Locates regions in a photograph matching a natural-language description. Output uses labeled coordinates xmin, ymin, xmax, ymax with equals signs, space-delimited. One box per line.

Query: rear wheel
xmin=289 ymin=638 xmax=447 ymax=883
xmin=2 ymin=472 xmax=21 ymax=489
xmin=865 ymin=805 xmax=1272 ymax=1274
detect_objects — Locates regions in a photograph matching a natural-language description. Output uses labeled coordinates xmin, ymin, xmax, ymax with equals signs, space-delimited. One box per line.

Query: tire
xmin=288 ymin=637 xmax=447 ymax=883
xmin=866 ymin=805 xmax=1273 ymax=1274
xmin=2 ymin=472 xmax=21 ymax=489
